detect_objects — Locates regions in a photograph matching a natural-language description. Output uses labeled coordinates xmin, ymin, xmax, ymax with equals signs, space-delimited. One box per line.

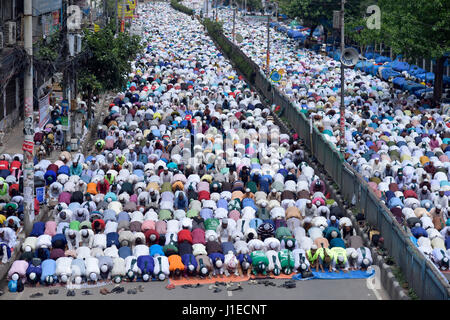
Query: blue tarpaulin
xmin=393 ymin=77 xmax=407 ymax=88
xmin=269 ymin=22 xmax=279 ymax=28
xmin=403 ymin=81 xmax=427 ymax=93
xmin=375 ymin=56 xmax=392 ymax=63
xmin=391 ymin=60 xmax=410 ymax=72
xmin=278 ymin=26 xmax=288 ymax=34
xmin=287 ymin=30 xmax=306 ymax=40
xmin=380 ymin=68 xmax=401 ymax=80
xmin=355 ymin=61 xmax=372 ymax=71
xmin=414 ymin=88 xmax=433 ymax=97
xmin=367 ymin=64 xmax=382 ymax=76
xmin=416 ymin=72 xmax=435 ymax=83
xmin=365 ymin=52 xmax=380 ymax=60
xmin=409 ymin=66 xmax=426 ymax=76
xmin=292 ymin=269 xmax=376 ymax=281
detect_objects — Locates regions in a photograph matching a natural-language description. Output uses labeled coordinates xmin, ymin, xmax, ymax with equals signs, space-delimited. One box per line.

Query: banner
xmin=36 ymin=187 xmax=46 ymax=204
xmin=118 ymin=0 xmax=136 ymax=18
xmin=39 ymin=94 xmax=51 ymax=129
xmin=117 ymin=5 xmax=133 ymax=18
xmin=22 ymin=141 xmax=34 ymax=154
xmin=32 ymin=0 xmax=62 ymax=16
xmin=61 ymin=116 xmax=69 ymax=131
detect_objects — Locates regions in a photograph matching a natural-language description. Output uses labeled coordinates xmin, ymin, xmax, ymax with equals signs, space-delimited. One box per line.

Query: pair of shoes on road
xmin=166 ymin=283 xmax=175 ymax=290
xmin=48 ymin=289 xmax=59 ymax=295
xmin=215 ymin=281 xmax=227 ymax=286
xmin=213 ymin=287 xmax=222 ymax=293
xmin=127 ymin=289 xmax=138 ymax=295
xmin=82 ymin=290 xmax=92 ymax=296
xmin=248 ymin=280 xmax=258 ymax=285
xmin=138 ymin=285 xmax=145 ymax=292
xmin=111 ymin=286 xmax=124 ymax=294
xmin=100 ymin=288 xmax=110 ymax=295
xmin=183 ymin=283 xmax=204 ymax=289
xmin=66 ymin=290 xmax=76 ymax=297
xmin=30 ymin=292 xmax=43 ymax=298
xmin=227 ymin=283 xmax=243 ymax=291
xmin=279 ymin=280 xmax=296 ymax=289
xmin=258 ymin=280 xmax=276 ymax=287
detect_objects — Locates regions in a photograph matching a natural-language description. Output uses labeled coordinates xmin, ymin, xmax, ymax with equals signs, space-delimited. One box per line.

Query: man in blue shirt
xmin=175 ymin=192 xmax=188 ymax=211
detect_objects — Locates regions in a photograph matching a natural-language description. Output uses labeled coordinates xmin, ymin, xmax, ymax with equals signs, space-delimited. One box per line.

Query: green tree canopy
xmin=77 ymin=22 xmax=142 ymax=96
xmin=77 ymin=22 xmax=142 ymax=120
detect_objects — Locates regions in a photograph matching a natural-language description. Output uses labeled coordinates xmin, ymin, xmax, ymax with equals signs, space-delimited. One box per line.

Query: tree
xmin=277 ymin=0 xmax=363 ymax=43
xmin=77 ymin=22 xmax=142 ymax=122
xmin=378 ymin=0 xmax=450 ymax=102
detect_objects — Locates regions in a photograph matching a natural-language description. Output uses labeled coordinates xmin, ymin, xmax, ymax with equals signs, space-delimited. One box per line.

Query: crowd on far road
xmin=0 ymin=3 xmax=387 ymax=293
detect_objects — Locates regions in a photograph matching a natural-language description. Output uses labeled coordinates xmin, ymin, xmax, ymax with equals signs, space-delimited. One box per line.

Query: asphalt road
xmin=0 ymin=277 xmax=389 ymax=300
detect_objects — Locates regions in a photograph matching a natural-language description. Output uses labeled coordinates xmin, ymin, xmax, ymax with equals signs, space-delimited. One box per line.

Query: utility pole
xmin=339 ymin=0 xmax=345 ymax=153
xmin=65 ymin=0 xmax=72 ymax=152
xmin=115 ymin=0 xmax=119 ymax=34
xmin=232 ymin=6 xmax=236 ymax=43
xmin=122 ymin=0 xmax=126 ymax=32
xmin=266 ymin=9 xmax=270 ymax=75
xmin=23 ymin=0 xmax=34 ymax=235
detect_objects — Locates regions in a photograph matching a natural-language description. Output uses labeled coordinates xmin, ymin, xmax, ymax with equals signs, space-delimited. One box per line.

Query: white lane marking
xmin=227 ymin=290 xmax=232 ymax=297
xmin=371 ymin=287 xmax=382 ymax=300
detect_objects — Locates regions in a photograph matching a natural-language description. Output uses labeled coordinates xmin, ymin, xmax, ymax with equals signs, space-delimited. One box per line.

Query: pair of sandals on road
xmin=100 ymin=285 xmax=144 ymax=295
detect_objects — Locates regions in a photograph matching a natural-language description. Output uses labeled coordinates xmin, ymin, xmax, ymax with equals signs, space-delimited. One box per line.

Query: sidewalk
xmin=0 ymin=120 xmax=25 ymax=156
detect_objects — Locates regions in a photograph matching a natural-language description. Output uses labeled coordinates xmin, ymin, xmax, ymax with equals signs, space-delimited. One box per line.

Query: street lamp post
xmin=231 ymin=1 xmax=236 ymax=43
xmin=23 ymin=0 xmax=34 ymax=235
xmin=265 ymin=2 xmax=276 ymax=75
xmin=339 ymin=0 xmax=345 ymax=154
xmin=266 ymin=12 xmax=270 ymax=75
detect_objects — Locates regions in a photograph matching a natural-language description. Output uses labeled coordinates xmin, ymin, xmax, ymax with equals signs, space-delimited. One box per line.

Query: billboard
xmin=32 ymin=0 xmax=62 ymax=16
xmin=39 ymin=94 xmax=51 ymax=129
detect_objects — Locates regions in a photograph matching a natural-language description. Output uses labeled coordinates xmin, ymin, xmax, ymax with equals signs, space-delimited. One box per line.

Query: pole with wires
xmin=266 ymin=8 xmax=270 ymax=75
xmin=23 ymin=0 xmax=34 ymax=235
xmin=232 ymin=6 xmax=236 ymax=43
xmin=339 ymin=0 xmax=345 ymax=154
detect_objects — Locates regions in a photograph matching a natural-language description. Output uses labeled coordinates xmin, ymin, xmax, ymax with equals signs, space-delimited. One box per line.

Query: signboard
xmin=39 ymin=94 xmax=51 ymax=129
xmin=36 ymin=187 xmax=46 ymax=204
xmin=22 ymin=141 xmax=34 ymax=153
xmin=41 ymin=11 xmax=61 ymax=36
xmin=32 ymin=0 xmax=62 ymax=16
xmin=61 ymin=100 xmax=69 ymax=115
xmin=333 ymin=10 xmax=341 ymax=29
xmin=61 ymin=116 xmax=69 ymax=131
xmin=118 ymin=0 xmax=135 ymax=18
